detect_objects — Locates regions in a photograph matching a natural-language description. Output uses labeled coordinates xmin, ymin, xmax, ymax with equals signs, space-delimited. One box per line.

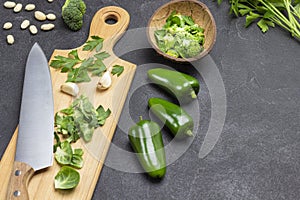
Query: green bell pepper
xmin=147 ymin=68 xmax=200 ymax=103
xmin=148 ymin=97 xmax=194 ymax=137
xmin=128 ymin=117 xmax=166 ymax=178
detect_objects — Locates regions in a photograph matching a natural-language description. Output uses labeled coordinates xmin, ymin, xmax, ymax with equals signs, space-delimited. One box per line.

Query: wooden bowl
xmin=147 ymin=0 xmax=217 ymax=62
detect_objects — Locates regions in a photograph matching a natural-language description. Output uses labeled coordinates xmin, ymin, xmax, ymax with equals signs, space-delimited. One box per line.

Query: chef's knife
xmin=7 ymin=43 xmax=54 ymax=200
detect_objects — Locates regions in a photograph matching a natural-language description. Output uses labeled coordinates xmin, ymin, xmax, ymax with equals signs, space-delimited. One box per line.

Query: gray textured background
xmin=0 ymin=0 xmax=300 ymax=200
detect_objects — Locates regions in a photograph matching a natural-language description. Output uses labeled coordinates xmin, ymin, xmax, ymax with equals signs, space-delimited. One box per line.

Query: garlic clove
xmin=60 ymin=82 xmax=79 ymax=96
xmin=97 ymin=71 xmax=112 ymax=90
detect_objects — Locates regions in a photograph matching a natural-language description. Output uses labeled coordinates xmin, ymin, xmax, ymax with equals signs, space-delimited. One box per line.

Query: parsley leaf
xmin=83 ymin=36 xmax=104 ymax=52
xmin=68 ymin=50 xmax=81 ymax=61
xmin=67 ymin=67 xmax=91 ymax=83
xmin=94 ymin=51 xmax=110 ymax=60
xmin=80 ymin=57 xmax=95 ymax=69
xmin=111 ymin=65 xmax=124 ymax=77
xmin=88 ymin=59 xmax=107 ymax=76
xmin=50 ymin=54 xmax=81 ymax=73
xmin=257 ymin=19 xmax=275 ymax=33
xmin=245 ymin=12 xmax=260 ymax=27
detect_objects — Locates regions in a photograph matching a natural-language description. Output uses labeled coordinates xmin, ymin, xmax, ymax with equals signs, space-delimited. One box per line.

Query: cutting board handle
xmin=88 ymin=6 xmax=130 ymax=50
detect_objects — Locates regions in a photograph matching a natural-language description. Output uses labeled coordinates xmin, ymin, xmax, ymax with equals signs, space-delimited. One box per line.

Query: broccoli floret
xmin=62 ymin=0 xmax=86 ymax=31
xmin=63 ymin=0 xmax=86 ymax=14
xmin=184 ymin=40 xmax=203 ymax=58
xmin=163 ymin=33 xmax=176 ymax=50
xmin=173 ymin=31 xmax=204 ymax=58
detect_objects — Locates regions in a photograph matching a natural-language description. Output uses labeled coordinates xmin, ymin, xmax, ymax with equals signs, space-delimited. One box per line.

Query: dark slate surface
xmin=0 ymin=0 xmax=300 ymax=200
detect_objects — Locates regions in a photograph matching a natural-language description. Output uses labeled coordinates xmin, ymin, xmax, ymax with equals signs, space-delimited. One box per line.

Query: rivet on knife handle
xmin=7 ymin=161 xmax=34 ymax=200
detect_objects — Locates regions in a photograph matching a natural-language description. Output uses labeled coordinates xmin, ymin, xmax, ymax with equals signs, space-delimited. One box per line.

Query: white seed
xmin=47 ymin=0 xmax=54 ymax=3
xmin=41 ymin=23 xmax=55 ymax=31
xmin=60 ymin=83 xmax=79 ymax=97
xmin=7 ymin=35 xmax=14 ymax=45
xmin=4 ymin=1 xmax=16 ymax=9
xmin=25 ymin=4 xmax=35 ymax=11
xmin=46 ymin=13 xmax=56 ymax=21
xmin=34 ymin=11 xmax=46 ymax=21
xmin=97 ymin=71 xmax=112 ymax=90
xmin=13 ymin=3 xmax=22 ymax=13
xmin=29 ymin=25 xmax=38 ymax=34
xmin=21 ymin=20 xmax=30 ymax=30
xmin=3 ymin=22 xmax=13 ymax=30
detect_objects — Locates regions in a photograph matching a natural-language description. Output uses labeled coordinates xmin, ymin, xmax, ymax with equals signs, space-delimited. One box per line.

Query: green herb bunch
xmin=217 ymin=0 xmax=300 ymax=40
xmin=50 ymin=36 xmax=124 ymax=83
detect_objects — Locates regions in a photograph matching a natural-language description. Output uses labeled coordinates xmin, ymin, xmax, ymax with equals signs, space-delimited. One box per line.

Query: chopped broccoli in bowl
xmin=154 ymin=11 xmax=205 ymax=59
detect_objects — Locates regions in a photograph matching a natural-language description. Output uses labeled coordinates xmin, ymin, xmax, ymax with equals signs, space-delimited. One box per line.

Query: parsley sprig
xmin=83 ymin=36 xmax=104 ymax=52
xmin=50 ymin=36 xmax=125 ymax=83
xmin=111 ymin=65 xmax=125 ymax=77
xmin=50 ymin=50 xmax=82 ymax=73
xmin=218 ymin=0 xmax=300 ymax=40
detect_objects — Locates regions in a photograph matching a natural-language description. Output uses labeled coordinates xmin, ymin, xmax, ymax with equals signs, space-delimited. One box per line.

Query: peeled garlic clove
xmin=61 ymin=82 xmax=79 ymax=97
xmin=97 ymin=71 xmax=112 ymax=90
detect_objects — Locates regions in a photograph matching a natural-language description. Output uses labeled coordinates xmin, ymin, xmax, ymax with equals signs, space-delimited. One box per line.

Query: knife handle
xmin=7 ymin=161 xmax=34 ymax=200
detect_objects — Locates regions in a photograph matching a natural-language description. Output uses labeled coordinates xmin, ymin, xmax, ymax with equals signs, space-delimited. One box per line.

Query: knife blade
xmin=7 ymin=43 xmax=54 ymax=200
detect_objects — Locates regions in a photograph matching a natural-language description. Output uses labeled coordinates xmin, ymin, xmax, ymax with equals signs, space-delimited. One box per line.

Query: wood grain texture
xmin=7 ymin=161 xmax=34 ymax=200
xmin=147 ymin=0 xmax=217 ymax=62
xmin=0 ymin=6 xmax=136 ymax=200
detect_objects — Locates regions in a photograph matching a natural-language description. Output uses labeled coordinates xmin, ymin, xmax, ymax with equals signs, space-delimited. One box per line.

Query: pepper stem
xmin=139 ymin=116 xmax=143 ymax=121
xmin=190 ymin=91 xmax=197 ymax=99
xmin=186 ymin=130 xmax=193 ymax=137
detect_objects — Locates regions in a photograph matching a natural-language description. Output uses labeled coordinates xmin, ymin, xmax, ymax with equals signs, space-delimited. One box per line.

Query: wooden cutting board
xmin=0 ymin=6 xmax=136 ymax=200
